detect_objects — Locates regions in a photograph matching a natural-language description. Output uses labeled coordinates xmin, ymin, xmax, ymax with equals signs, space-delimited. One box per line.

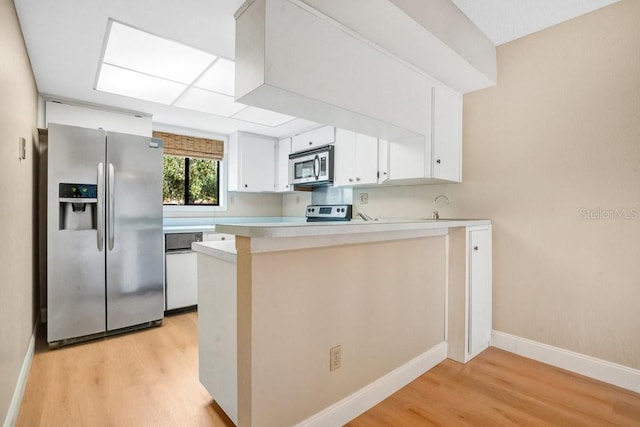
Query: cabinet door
xmin=333 ymin=129 xmax=356 ymax=186
xmin=354 ymin=133 xmax=378 ymax=185
xmin=238 ymin=133 xmax=275 ymax=192
xmin=468 ymin=228 xmax=492 ymax=356
xmin=432 ymin=85 xmax=462 ymax=182
xmin=387 ymin=135 xmax=427 ymax=181
xmin=276 ymin=137 xmax=292 ymax=192
xmin=291 ymin=126 xmax=335 ymax=153
xmin=378 ymin=139 xmax=389 ymax=183
xmin=165 ymin=251 xmax=198 ymax=310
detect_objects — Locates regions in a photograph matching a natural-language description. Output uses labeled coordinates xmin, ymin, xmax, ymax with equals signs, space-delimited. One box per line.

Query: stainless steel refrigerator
xmin=46 ymin=123 xmax=164 ymax=345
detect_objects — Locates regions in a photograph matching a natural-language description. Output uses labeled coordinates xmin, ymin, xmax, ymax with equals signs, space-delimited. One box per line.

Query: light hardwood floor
xmin=17 ymin=312 xmax=234 ymax=427
xmin=18 ymin=312 xmax=640 ymax=426
xmin=348 ymin=347 xmax=640 ymax=426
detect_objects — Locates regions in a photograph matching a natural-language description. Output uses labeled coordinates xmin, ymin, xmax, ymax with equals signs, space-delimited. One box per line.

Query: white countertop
xmin=214 ymin=218 xmax=491 ymax=239
xmin=163 ymin=216 xmax=306 ymax=234
xmin=192 ymin=241 xmax=237 ymax=262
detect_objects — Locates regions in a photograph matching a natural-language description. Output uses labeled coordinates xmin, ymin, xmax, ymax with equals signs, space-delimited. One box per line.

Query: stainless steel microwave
xmin=289 ymin=145 xmax=334 ymax=186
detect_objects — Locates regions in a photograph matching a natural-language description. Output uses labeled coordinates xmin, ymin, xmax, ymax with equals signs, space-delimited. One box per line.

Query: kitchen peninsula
xmin=193 ymin=219 xmax=492 ymax=427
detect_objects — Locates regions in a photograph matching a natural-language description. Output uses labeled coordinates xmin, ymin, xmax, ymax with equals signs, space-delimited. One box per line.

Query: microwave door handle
xmin=313 ymin=155 xmax=320 ymax=180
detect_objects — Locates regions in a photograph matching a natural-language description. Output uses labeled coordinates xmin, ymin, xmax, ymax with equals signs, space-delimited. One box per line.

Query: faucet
xmin=357 ymin=212 xmax=375 ymax=221
xmin=432 ymin=195 xmax=449 ymax=219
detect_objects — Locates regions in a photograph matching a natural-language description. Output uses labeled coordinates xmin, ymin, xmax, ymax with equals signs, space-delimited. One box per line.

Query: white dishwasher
xmin=165 ymin=232 xmax=202 ymax=311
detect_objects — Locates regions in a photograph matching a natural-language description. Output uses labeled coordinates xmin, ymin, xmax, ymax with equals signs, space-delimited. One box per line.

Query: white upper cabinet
xmin=228 ymin=132 xmax=276 ymax=192
xmin=432 ymin=84 xmax=462 ymax=182
xmin=275 ymin=137 xmax=292 ymax=192
xmin=379 ymin=81 xmax=462 ymax=185
xmin=334 ymin=129 xmax=378 ymax=186
xmin=291 ymin=125 xmax=335 ymax=153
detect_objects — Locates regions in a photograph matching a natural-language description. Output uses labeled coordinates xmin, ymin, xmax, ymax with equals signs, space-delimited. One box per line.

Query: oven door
xmin=289 ymin=145 xmax=334 ymax=186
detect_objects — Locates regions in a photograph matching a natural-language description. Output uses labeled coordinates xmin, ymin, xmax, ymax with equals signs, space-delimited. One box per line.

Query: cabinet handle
xmin=436 ymin=159 xmax=441 ymax=164
xmin=244 ymin=184 xmax=248 ymax=188
xmin=221 ymin=237 xmax=226 ymax=241
xmin=286 ymin=184 xmax=289 ymax=188
xmin=348 ymin=178 xmax=354 ymax=182
xmin=356 ymin=177 xmax=361 ymax=181
xmin=309 ymin=141 xmax=313 ymax=145
xmin=383 ymin=172 xmax=388 ymax=175
xmin=473 ymin=246 xmax=479 ymax=251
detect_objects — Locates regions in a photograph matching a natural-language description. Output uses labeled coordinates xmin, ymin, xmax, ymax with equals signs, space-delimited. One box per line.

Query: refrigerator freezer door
xmin=47 ymin=123 xmax=107 ymax=342
xmin=106 ymin=132 xmax=164 ymax=331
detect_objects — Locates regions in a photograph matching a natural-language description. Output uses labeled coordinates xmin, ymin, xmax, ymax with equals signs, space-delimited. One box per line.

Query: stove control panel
xmin=306 ymin=204 xmax=352 ymax=222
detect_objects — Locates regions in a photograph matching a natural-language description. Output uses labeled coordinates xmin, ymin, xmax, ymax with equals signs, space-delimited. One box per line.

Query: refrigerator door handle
xmin=108 ymin=163 xmax=115 ymax=251
xmin=97 ymin=162 xmax=104 ymax=251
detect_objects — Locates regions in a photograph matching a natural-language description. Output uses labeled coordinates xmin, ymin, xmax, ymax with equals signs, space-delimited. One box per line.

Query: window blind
xmin=152 ymin=131 xmax=224 ymax=160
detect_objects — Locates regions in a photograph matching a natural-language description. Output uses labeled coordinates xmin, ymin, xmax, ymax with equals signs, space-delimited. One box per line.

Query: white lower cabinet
xmin=197 ymin=252 xmax=238 ymax=425
xmin=165 ymin=251 xmax=198 ymax=310
xmin=448 ymin=225 xmax=492 ymax=363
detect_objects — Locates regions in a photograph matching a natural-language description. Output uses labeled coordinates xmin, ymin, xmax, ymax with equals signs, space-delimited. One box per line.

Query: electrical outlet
xmin=330 ymin=345 xmax=341 ymax=371
xmin=359 ymin=193 xmax=368 ymax=204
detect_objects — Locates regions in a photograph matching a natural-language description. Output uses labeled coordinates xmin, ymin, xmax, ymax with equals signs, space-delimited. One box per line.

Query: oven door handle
xmin=313 ymin=155 xmax=320 ymax=180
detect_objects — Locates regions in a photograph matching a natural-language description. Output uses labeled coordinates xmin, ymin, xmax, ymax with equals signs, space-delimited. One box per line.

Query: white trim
xmin=294 ymin=342 xmax=448 ymax=427
xmin=492 ymin=330 xmax=640 ymax=393
xmin=3 ymin=321 xmax=38 ymax=427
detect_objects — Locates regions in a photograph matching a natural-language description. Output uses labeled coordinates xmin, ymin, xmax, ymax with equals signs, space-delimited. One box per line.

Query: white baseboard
xmin=294 ymin=341 xmax=448 ymax=427
xmin=3 ymin=321 xmax=38 ymax=427
xmin=492 ymin=330 xmax=640 ymax=393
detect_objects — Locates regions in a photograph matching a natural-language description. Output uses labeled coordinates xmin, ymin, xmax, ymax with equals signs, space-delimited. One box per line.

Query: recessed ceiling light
xmin=174 ymin=87 xmax=246 ymax=116
xmin=94 ymin=19 xmax=302 ymax=125
xmin=194 ymin=58 xmax=235 ymax=96
xmin=102 ymin=21 xmax=216 ymax=84
xmin=231 ymin=106 xmax=296 ymax=127
xmin=96 ymin=64 xmax=186 ymax=104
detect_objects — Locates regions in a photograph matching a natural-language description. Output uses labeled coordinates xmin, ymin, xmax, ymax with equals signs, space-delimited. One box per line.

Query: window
xmin=162 ymin=156 xmax=220 ymax=205
xmin=154 ymin=131 xmax=224 ymax=207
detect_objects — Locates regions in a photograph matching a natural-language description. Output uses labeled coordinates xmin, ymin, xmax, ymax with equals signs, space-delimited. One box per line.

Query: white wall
xmin=45 ymin=101 xmax=152 ymax=137
xmin=0 ymin=0 xmax=39 ymax=423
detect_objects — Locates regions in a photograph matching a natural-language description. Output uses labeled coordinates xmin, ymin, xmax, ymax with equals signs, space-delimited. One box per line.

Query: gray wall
xmin=0 ymin=0 xmax=39 ymax=422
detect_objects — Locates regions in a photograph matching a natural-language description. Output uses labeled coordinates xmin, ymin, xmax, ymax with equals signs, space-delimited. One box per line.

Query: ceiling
xmin=450 ymin=0 xmax=619 ymax=46
xmin=14 ymin=0 xmax=619 ymax=138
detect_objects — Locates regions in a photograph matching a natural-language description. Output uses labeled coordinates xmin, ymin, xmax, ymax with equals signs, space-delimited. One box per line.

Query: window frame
xmin=161 ymin=132 xmax=229 ymax=215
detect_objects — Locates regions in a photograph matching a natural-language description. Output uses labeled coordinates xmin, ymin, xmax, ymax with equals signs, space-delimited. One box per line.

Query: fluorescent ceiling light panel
xmin=96 ymin=64 xmax=186 ymax=104
xmin=103 ymin=21 xmax=216 ymax=84
xmin=232 ymin=106 xmax=296 ymax=127
xmin=194 ymin=58 xmax=235 ymax=96
xmin=174 ymin=87 xmax=246 ymax=116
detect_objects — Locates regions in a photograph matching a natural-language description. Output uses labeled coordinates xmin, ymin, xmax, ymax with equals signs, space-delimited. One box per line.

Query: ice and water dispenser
xmin=58 ymin=183 xmax=98 ymax=230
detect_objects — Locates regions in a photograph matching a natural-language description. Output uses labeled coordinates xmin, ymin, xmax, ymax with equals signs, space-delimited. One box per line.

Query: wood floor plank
xmin=18 ymin=314 xmax=640 ymax=426
xmin=347 ymin=348 xmax=640 ymax=427
xmin=17 ymin=312 xmax=234 ymax=427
